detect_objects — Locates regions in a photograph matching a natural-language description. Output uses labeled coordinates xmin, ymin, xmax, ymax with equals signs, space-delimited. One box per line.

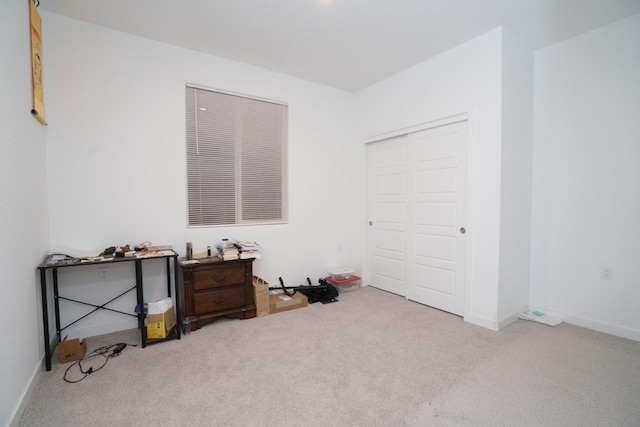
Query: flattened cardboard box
xmin=58 ymin=336 xmax=87 ymax=363
xmin=147 ymin=307 xmax=176 ymax=339
xmin=269 ymin=291 xmax=308 ymax=314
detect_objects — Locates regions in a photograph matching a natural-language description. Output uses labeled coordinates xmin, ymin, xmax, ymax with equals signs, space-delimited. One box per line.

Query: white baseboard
xmin=497 ymin=306 xmax=527 ymax=330
xmin=8 ymin=357 xmax=42 ymax=427
xmin=464 ymin=313 xmax=499 ymax=331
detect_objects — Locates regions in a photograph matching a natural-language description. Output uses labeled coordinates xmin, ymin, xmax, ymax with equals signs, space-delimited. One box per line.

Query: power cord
xmin=63 ymin=342 xmax=136 ymax=383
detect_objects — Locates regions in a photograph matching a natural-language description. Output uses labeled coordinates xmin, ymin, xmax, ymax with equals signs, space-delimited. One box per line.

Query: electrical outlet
xmin=601 ymin=265 xmax=613 ymax=280
xmin=99 ymin=268 xmax=108 ymax=281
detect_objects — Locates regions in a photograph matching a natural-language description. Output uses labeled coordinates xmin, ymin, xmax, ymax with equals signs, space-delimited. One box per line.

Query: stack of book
xmin=217 ymin=240 xmax=239 ymax=261
xmin=237 ymin=241 xmax=262 ymax=260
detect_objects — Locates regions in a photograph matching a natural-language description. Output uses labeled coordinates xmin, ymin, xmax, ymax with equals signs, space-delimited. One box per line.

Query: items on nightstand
xmin=237 ymin=241 xmax=262 ymax=259
xmin=217 ymin=239 xmax=239 ymax=260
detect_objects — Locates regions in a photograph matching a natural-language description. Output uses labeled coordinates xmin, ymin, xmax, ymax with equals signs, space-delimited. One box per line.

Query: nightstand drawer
xmin=193 ymin=267 xmax=245 ymax=290
xmin=193 ymin=287 xmax=245 ymax=314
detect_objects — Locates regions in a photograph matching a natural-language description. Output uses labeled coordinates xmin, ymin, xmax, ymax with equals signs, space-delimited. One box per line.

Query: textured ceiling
xmin=41 ymin=0 xmax=640 ymax=91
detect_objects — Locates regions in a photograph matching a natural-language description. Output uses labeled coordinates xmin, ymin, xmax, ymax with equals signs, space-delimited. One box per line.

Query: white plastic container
xmin=328 ymin=268 xmax=355 ymax=281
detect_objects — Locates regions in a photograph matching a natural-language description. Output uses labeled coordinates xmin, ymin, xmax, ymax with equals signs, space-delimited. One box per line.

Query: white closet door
xmin=406 ymin=121 xmax=468 ymax=315
xmin=367 ymin=135 xmax=408 ymax=296
xmin=367 ymin=121 xmax=468 ymax=315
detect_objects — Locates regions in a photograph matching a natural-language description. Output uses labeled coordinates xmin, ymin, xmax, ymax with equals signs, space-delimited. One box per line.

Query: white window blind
xmin=186 ymin=85 xmax=288 ymax=227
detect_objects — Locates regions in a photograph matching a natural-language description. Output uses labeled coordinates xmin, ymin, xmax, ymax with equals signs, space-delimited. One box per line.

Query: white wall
xmin=42 ymin=12 xmax=360 ymax=338
xmin=497 ymin=30 xmax=534 ymax=325
xmin=530 ymin=13 xmax=640 ymax=340
xmin=0 ymin=1 xmax=50 ymax=425
xmin=356 ymin=29 xmax=504 ymax=329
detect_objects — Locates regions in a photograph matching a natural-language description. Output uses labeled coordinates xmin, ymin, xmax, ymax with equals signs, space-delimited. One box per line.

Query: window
xmin=185 ymin=85 xmax=288 ymax=227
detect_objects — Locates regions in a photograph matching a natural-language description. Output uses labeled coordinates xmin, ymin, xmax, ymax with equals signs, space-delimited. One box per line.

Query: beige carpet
xmin=19 ymin=286 xmax=640 ymax=426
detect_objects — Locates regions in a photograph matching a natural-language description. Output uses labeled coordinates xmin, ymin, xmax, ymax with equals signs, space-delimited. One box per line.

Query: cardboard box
xmin=269 ymin=291 xmax=308 ymax=314
xmin=253 ymin=276 xmax=270 ymax=317
xmin=58 ymin=336 xmax=87 ymax=363
xmin=147 ymin=307 xmax=176 ymax=339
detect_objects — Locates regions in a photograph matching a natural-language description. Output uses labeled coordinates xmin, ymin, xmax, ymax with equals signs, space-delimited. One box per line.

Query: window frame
xmin=185 ymin=84 xmax=288 ymax=228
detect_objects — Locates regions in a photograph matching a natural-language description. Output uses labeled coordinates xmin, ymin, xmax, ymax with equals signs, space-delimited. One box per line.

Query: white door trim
xmin=363 ymin=112 xmax=469 ymax=144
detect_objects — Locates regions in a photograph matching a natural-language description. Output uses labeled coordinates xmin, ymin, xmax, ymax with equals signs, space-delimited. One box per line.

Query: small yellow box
xmin=146 ymin=307 xmax=176 ymax=339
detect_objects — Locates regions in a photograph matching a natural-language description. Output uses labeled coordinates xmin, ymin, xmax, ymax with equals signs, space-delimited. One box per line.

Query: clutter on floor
xmin=519 ymin=310 xmax=562 ymax=326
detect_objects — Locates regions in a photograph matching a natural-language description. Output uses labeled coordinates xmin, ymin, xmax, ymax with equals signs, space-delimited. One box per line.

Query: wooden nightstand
xmin=179 ymin=257 xmax=256 ymax=331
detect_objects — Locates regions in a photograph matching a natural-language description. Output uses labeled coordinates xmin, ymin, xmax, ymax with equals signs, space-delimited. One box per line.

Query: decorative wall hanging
xmin=29 ymin=0 xmax=47 ymax=125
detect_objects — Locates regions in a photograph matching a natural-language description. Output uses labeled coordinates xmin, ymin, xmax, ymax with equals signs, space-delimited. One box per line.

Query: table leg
xmin=52 ymin=268 xmax=61 ymax=342
xmin=39 ymin=268 xmax=51 ymax=371
xmin=135 ymin=259 xmax=146 ymax=348
xmin=173 ymin=256 xmax=181 ymax=340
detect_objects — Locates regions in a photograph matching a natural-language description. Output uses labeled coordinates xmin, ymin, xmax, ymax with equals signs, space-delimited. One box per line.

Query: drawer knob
xmin=214 ymin=297 xmax=227 ymax=305
xmin=212 ymin=273 xmax=228 ymax=282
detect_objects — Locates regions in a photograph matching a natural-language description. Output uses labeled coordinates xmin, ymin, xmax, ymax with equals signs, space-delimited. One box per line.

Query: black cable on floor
xmin=63 ymin=342 xmax=136 ymax=383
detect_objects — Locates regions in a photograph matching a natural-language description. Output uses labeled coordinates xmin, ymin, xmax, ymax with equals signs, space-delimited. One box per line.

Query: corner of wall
xmin=464 ymin=313 xmax=499 ymax=332
xmin=496 ymin=27 xmax=534 ymax=321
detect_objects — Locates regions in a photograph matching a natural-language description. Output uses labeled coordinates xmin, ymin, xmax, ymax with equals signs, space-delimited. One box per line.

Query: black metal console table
xmin=37 ymin=250 xmax=180 ymax=371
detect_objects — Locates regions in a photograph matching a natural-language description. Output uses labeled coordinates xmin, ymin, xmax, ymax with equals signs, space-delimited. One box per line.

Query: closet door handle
xmin=459 ymin=227 xmax=466 ymax=234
